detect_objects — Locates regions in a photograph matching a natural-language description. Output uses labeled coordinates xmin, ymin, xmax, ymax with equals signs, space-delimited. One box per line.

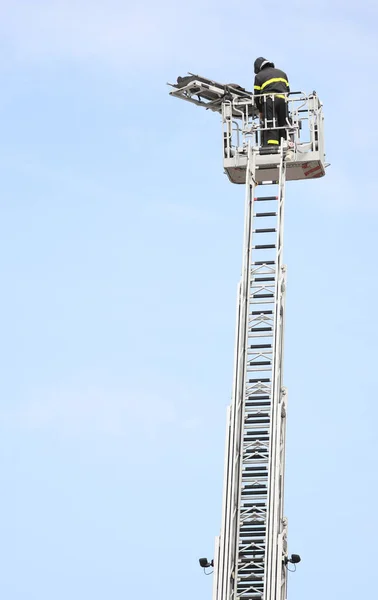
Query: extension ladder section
xmin=213 ymin=146 xmax=289 ymax=600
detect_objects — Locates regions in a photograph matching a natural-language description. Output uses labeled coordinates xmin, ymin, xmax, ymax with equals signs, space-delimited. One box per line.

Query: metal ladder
xmin=213 ymin=145 xmax=289 ymax=600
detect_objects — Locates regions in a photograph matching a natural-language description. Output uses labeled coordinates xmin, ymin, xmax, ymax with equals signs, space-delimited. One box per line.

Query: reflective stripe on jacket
xmin=254 ymin=67 xmax=290 ymax=109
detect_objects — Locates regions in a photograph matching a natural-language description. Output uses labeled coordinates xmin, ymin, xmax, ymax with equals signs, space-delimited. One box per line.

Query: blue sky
xmin=0 ymin=1 xmax=377 ymax=598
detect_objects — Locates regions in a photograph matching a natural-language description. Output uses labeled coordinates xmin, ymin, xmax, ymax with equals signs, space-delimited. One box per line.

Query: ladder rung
xmin=250 ymin=344 xmax=272 ymax=349
xmin=249 ymin=335 xmax=273 ymax=339
xmin=237 ymin=536 xmax=266 ymax=552
xmin=249 ymin=361 xmax=271 ymax=366
xmin=242 ymin=452 xmax=269 ymax=458
xmin=238 ymin=557 xmax=265 ymax=563
xmin=251 ymin=327 xmax=272 ymax=332
xmin=238 ymin=548 xmax=264 ymax=573
xmin=246 ymin=400 xmax=270 ymax=404
xmin=242 ymin=483 xmax=268 ymax=490
xmin=255 ymin=212 xmax=277 ymax=217
xmin=254 ymin=196 xmax=278 ymax=201
xmin=245 ymin=393 xmax=271 ymax=408
xmin=252 ymin=293 xmax=274 ymax=299
xmin=243 ymin=481 xmax=268 ymax=492
xmin=254 ymin=228 xmax=276 ymax=233
xmin=247 ymin=427 xmax=268 ymax=436
xmin=247 ymin=400 xmax=271 ymax=405
xmin=254 ymin=277 xmax=275 ymax=282
xmin=244 ymin=466 xmax=268 ymax=471
xmin=248 ymin=330 xmax=273 ymax=340
xmin=253 ymin=245 xmax=276 ymax=249
xmin=244 ymin=469 xmax=268 ymax=474
xmin=241 ymin=482 xmax=268 ymax=489
xmin=244 ymin=439 xmax=269 ymax=444
xmin=251 ymin=310 xmax=273 ymax=315
xmin=253 ymin=260 xmax=275 ymax=265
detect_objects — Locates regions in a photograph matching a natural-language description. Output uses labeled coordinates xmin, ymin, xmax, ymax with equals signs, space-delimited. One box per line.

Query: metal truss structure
xmin=212 ymin=145 xmax=288 ymax=600
xmin=169 ymin=72 xmax=327 ymax=600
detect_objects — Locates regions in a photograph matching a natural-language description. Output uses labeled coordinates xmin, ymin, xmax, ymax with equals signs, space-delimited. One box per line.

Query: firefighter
xmin=254 ymin=57 xmax=290 ymax=147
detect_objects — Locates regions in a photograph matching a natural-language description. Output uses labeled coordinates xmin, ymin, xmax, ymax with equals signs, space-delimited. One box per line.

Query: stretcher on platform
xmin=168 ymin=74 xmax=259 ymax=118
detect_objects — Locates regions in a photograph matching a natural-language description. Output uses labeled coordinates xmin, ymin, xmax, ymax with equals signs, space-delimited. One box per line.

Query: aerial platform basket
xmin=169 ymin=74 xmax=328 ymax=184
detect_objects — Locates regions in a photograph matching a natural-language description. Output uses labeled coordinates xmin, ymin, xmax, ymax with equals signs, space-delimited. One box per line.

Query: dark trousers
xmin=261 ymin=96 xmax=289 ymax=146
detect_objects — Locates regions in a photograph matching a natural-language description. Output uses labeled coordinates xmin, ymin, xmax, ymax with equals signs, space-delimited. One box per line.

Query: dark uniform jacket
xmin=254 ymin=66 xmax=290 ymax=110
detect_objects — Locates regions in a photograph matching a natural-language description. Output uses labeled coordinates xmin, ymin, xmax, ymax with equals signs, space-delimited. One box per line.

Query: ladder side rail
xmin=213 ymin=407 xmax=231 ymax=600
xmin=276 ymin=264 xmax=288 ymax=600
xmin=272 ymin=277 xmax=288 ymax=600
xmin=215 ymin=281 xmax=242 ymax=600
xmin=277 ymin=401 xmax=288 ymax=600
xmin=230 ymin=147 xmax=256 ymax=599
xmin=276 ymin=266 xmax=288 ymax=600
xmin=213 ymin=536 xmax=221 ymax=600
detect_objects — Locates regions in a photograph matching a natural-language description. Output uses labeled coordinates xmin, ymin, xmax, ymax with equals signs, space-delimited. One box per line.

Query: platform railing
xmin=222 ymin=92 xmax=324 ymax=160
